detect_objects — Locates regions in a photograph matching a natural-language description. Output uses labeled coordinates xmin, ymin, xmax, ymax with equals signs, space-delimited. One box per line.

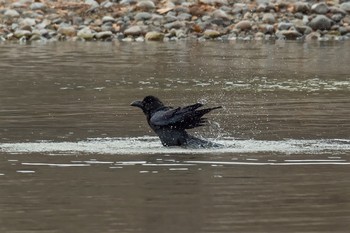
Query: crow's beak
xmin=130 ymin=100 xmax=143 ymax=108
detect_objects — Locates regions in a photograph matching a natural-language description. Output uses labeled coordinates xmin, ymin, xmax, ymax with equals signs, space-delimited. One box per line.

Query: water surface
xmin=0 ymin=41 xmax=350 ymax=233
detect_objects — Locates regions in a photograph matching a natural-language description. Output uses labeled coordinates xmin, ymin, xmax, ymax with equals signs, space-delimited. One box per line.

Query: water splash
xmin=0 ymin=136 xmax=349 ymax=155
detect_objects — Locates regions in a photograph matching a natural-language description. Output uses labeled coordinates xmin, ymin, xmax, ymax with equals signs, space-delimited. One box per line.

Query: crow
xmin=130 ymin=95 xmax=222 ymax=148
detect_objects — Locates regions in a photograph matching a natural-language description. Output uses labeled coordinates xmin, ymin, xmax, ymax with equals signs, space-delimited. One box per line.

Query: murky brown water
xmin=0 ymin=41 xmax=350 ymax=233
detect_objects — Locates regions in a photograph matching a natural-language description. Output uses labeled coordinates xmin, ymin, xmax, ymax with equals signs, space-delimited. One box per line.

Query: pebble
xmin=4 ymin=9 xmax=20 ymax=17
xmin=235 ymin=20 xmax=251 ymax=31
xmin=58 ymin=25 xmax=77 ymax=37
xmin=102 ymin=16 xmax=115 ymax=24
xmin=203 ymin=29 xmax=221 ymax=38
xmin=311 ymin=3 xmax=329 ymax=15
xmin=136 ymin=0 xmax=155 ymax=11
xmin=134 ymin=12 xmax=152 ymax=21
xmin=308 ymin=15 xmax=333 ymax=30
xmin=95 ymin=31 xmax=113 ymax=39
xmin=278 ymin=22 xmax=293 ymax=31
xmin=77 ymin=27 xmax=94 ymax=39
xmin=262 ymin=13 xmax=275 ymax=24
xmin=294 ymin=2 xmax=310 ymax=13
xmin=124 ymin=25 xmax=142 ymax=36
xmin=145 ymin=31 xmax=164 ymax=41
xmin=14 ymin=29 xmax=32 ymax=38
xmin=0 ymin=0 xmax=349 ymax=42
xmin=340 ymin=2 xmax=350 ymax=12
xmin=30 ymin=2 xmax=46 ymax=11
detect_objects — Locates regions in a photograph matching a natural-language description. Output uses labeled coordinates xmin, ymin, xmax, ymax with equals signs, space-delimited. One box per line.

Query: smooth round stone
xmin=30 ymin=2 xmax=46 ymax=11
xmin=124 ymin=25 xmax=142 ymax=36
xmin=77 ymin=27 xmax=94 ymax=39
xmin=164 ymin=21 xmax=185 ymax=29
xmin=95 ymin=31 xmax=113 ymax=39
xmin=235 ymin=20 xmax=251 ymax=30
xmin=19 ymin=18 xmax=36 ymax=27
xmin=294 ymin=2 xmax=310 ymax=13
xmin=340 ymin=2 xmax=350 ymax=12
xmin=232 ymin=3 xmax=248 ymax=14
xmin=102 ymin=16 xmax=115 ymax=23
xmin=135 ymin=36 xmax=145 ymax=42
xmin=145 ymin=31 xmax=164 ymax=41
xmin=136 ymin=1 xmax=155 ymax=11
xmin=278 ymin=30 xmax=302 ymax=40
xmin=200 ymin=0 xmax=228 ymax=5
xmin=278 ymin=22 xmax=293 ymax=30
xmin=262 ymin=13 xmax=275 ymax=24
xmin=120 ymin=0 xmax=137 ymax=6
xmin=203 ymin=29 xmax=221 ymax=38
xmin=134 ymin=12 xmax=152 ymax=21
xmin=58 ymin=26 xmax=77 ymax=37
xmin=305 ymin=31 xmax=321 ymax=40
xmin=332 ymin=14 xmax=344 ymax=22
xmin=308 ymin=15 xmax=333 ymax=30
xmin=85 ymin=0 xmax=99 ymax=7
xmin=311 ymin=2 xmax=329 ymax=14
xmin=4 ymin=9 xmax=20 ymax=17
xmin=177 ymin=13 xmax=192 ymax=21
xmin=211 ymin=9 xmax=230 ymax=20
xmin=14 ymin=29 xmax=32 ymax=38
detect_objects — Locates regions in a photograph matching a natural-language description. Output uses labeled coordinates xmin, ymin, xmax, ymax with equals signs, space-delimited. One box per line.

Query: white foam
xmin=0 ymin=137 xmax=349 ymax=155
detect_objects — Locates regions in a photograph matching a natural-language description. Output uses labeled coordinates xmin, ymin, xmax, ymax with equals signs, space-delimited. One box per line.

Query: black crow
xmin=130 ymin=95 xmax=222 ymax=148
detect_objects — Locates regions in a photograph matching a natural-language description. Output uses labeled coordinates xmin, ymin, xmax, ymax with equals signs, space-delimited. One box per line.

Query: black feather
xmin=131 ymin=96 xmax=222 ymax=147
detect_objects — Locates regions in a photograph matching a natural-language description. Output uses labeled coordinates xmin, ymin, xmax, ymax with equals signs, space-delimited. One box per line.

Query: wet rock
xmin=145 ymin=31 xmax=164 ymax=41
xmin=136 ymin=1 xmax=156 ymax=11
xmin=134 ymin=12 xmax=152 ymax=21
xmin=203 ymin=29 xmax=221 ymax=38
xmin=305 ymin=31 xmax=321 ymax=40
xmin=262 ymin=13 xmax=275 ymax=24
xmin=309 ymin=15 xmax=333 ymax=30
xmin=294 ymin=2 xmax=310 ymax=13
xmin=77 ymin=27 xmax=94 ymax=39
xmin=135 ymin=36 xmax=145 ymax=42
xmin=14 ymin=29 xmax=32 ymax=38
xmin=277 ymin=29 xmax=302 ymax=40
xmin=295 ymin=25 xmax=312 ymax=35
xmin=95 ymin=31 xmax=113 ymax=39
xmin=30 ymin=2 xmax=46 ymax=11
xmin=124 ymin=25 xmax=142 ymax=36
xmin=58 ymin=25 xmax=77 ymax=37
xmin=235 ymin=20 xmax=251 ymax=31
xmin=4 ymin=9 xmax=20 ymax=18
xmin=340 ymin=2 xmax=350 ymax=12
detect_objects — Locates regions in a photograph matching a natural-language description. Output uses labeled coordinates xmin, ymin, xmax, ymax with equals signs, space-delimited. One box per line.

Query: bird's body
xmin=131 ymin=96 xmax=222 ymax=148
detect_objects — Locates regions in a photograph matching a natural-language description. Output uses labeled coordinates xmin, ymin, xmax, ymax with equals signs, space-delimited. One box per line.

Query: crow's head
xmin=131 ymin=95 xmax=165 ymax=115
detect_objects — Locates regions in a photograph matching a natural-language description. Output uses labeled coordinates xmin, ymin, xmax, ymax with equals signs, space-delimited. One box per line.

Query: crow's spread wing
xmin=150 ymin=103 xmax=221 ymax=129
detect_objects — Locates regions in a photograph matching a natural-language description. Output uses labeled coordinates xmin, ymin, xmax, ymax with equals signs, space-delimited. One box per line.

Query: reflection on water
xmin=0 ymin=41 xmax=350 ymax=233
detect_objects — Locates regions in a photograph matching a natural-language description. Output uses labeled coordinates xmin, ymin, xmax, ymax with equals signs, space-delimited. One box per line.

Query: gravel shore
xmin=1 ymin=0 xmax=350 ymax=42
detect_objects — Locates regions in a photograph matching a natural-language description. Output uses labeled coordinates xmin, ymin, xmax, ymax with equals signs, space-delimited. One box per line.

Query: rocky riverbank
xmin=1 ymin=0 xmax=350 ymax=42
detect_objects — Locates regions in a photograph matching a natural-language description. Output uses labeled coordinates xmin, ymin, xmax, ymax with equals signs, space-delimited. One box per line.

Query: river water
xmin=0 ymin=41 xmax=350 ymax=233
